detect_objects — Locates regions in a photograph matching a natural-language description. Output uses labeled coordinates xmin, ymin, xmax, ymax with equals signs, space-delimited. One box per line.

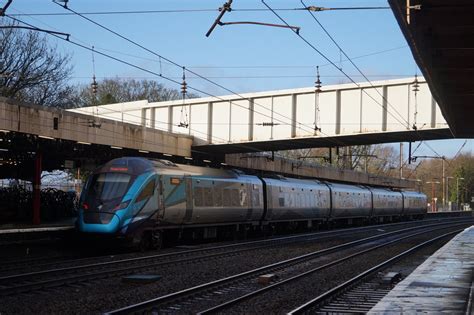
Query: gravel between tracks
xmin=224 ymin=226 xmax=462 ymax=314
xmin=0 ymin=221 xmax=469 ymax=314
xmin=0 ymin=219 xmax=456 ymax=275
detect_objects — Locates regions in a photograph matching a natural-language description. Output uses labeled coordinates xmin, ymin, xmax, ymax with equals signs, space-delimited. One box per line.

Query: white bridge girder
xmin=70 ymin=78 xmax=449 ymax=148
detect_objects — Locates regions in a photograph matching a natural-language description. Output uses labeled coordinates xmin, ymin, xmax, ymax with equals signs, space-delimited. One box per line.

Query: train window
xmin=223 ymin=189 xmax=231 ymax=206
xmin=214 ymin=188 xmax=223 ymax=207
xmin=194 ymin=187 xmax=204 ymax=206
xmin=231 ymin=189 xmax=240 ymax=207
xmin=252 ymin=193 xmax=260 ymax=207
xmin=136 ymin=180 xmax=155 ymax=202
xmin=279 ymin=197 xmax=285 ymax=207
xmin=204 ymin=188 xmax=213 ymax=207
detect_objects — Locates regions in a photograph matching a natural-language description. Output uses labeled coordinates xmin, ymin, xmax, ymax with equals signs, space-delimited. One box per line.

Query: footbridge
xmin=71 ymin=77 xmax=452 ymax=157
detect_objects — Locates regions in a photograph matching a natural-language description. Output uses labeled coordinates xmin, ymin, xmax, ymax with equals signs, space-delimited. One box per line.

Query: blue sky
xmin=3 ymin=0 xmax=473 ymax=158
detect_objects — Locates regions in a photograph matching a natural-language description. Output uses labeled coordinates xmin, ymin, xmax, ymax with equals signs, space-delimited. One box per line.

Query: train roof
xmin=96 ymin=158 xmax=426 ymax=197
xmin=98 ymin=157 xmax=239 ymax=178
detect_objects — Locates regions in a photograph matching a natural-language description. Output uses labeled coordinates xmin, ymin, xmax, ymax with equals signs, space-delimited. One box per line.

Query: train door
xmin=156 ymin=175 xmax=165 ymax=221
xmin=184 ymin=175 xmax=194 ymax=224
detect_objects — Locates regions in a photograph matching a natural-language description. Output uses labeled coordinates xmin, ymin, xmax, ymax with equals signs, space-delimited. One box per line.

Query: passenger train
xmin=76 ymin=157 xmax=427 ymax=249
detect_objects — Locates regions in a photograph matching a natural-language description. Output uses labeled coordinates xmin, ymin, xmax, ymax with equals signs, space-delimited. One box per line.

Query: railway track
xmin=0 ymin=219 xmax=470 ymax=300
xmin=104 ymin=221 xmax=469 ymax=314
xmin=1 ymin=220 xmax=449 ymax=296
xmin=287 ymin=231 xmax=459 ymax=314
xmin=0 ymin=217 xmax=464 ymax=276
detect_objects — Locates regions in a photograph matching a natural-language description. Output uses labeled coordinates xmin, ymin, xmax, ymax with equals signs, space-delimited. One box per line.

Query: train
xmin=76 ymin=157 xmax=427 ymax=249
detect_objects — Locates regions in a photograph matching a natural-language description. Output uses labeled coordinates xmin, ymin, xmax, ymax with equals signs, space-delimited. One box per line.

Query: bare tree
xmin=71 ymin=78 xmax=196 ymax=108
xmin=0 ymin=21 xmax=73 ymax=107
xmin=281 ymin=144 xmax=400 ymax=174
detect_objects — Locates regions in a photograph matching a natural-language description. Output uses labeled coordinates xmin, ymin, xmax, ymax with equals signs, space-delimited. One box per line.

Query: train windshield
xmin=85 ymin=173 xmax=133 ymax=209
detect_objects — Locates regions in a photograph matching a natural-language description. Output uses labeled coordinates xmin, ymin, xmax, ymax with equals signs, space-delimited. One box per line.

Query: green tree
xmin=449 ymin=153 xmax=474 ymax=207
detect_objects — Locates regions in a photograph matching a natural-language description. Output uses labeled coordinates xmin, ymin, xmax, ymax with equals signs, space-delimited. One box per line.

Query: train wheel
xmin=138 ymin=231 xmax=152 ymax=252
xmin=151 ymin=230 xmax=163 ymax=250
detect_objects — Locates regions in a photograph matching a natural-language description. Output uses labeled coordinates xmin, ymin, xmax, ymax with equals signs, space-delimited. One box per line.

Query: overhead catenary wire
xmin=51 ymin=2 xmax=319 ymax=137
xmin=261 ymin=0 xmax=410 ymax=130
xmin=5 ymin=15 xmax=313 ymax=142
xmin=5 ymin=15 xmax=349 ymax=156
xmin=63 ymin=44 xmax=410 ymax=70
xmin=453 ymin=140 xmax=468 ymax=160
xmin=7 ymin=6 xmax=392 ymax=17
xmin=9 ymin=8 xmax=406 ymax=74
xmin=300 ymin=0 xmax=410 ymax=127
xmin=262 ymin=0 xmax=449 ymax=159
xmin=48 ymin=3 xmax=367 ymax=153
xmin=69 ymin=74 xmax=419 ymax=80
xmin=2 ymin=12 xmax=456 ymax=175
xmin=3 ymin=18 xmax=237 ymax=147
xmin=7 ymin=6 xmax=445 ymax=161
xmin=300 ymin=0 xmax=451 ymax=162
xmin=7 ymin=15 xmax=328 ymax=155
xmin=185 ymin=45 xmax=409 ymax=69
xmin=6 ymin=14 xmax=444 ymax=165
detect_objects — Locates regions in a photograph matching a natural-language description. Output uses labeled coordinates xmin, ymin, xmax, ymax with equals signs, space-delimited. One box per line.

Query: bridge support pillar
xmin=33 ymin=151 xmax=42 ymax=225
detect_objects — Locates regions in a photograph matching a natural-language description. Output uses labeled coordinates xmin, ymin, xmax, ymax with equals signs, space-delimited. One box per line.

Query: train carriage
xmin=262 ymin=177 xmax=330 ymax=223
xmin=402 ymin=190 xmax=428 ymax=217
xmin=369 ymin=188 xmax=404 ymax=218
xmin=327 ymin=183 xmax=372 ymax=219
xmin=76 ymin=157 xmax=428 ymax=249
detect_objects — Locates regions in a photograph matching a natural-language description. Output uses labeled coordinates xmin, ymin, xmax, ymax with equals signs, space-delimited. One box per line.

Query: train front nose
xmin=78 ymin=172 xmax=133 ymax=234
xmin=78 ymin=210 xmax=122 ymax=233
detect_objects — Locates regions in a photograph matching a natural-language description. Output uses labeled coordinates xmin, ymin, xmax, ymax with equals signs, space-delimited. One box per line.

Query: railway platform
xmin=0 ymin=218 xmax=75 ymax=244
xmin=369 ymin=225 xmax=474 ymax=314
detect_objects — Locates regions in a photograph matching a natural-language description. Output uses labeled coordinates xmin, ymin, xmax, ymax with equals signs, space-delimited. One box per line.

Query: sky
xmin=2 ymin=0 xmax=473 ymax=159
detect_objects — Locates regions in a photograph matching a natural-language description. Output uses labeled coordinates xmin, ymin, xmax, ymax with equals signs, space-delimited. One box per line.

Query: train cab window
xmin=87 ymin=173 xmax=132 ymax=203
xmin=136 ymin=180 xmax=155 ymax=202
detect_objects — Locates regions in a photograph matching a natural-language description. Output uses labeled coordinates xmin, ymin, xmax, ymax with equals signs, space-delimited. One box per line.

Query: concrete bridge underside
xmin=389 ymin=0 xmax=474 ymax=138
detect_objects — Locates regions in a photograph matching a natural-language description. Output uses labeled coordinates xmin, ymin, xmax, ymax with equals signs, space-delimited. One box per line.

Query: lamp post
xmin=426 ymin=181 xmax=440 ymax=212
xmin=412 ymin=156 xmax=446 ymax=209
xmin=446 ymin=176 xmax=454 ymax=211
xmin=415 ymin=179 xmax=422 ymax=193
xmin=457 ymin=177 xmax=465 ymax=210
